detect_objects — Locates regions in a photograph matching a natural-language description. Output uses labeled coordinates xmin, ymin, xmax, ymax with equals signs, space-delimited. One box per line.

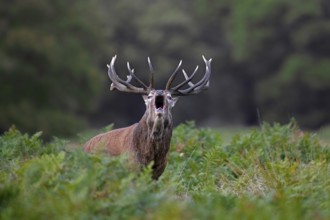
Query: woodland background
xmin=1 ymin=0 xmax=330 ymax=138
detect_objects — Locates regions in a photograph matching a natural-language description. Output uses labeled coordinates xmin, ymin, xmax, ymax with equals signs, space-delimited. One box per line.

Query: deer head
xmin=107 ymin=55 xmax=212 ymax=139
xmin=142 ymin=90 xmax=178 ymax=140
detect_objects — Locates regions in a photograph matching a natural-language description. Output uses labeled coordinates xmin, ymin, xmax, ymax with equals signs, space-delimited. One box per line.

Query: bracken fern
xmin=0 ymin=121 xmax=329 ymax=219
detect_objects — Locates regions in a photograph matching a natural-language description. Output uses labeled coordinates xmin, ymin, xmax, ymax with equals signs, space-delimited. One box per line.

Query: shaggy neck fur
xmin=132 ymin=113 xmax=172 ymax=179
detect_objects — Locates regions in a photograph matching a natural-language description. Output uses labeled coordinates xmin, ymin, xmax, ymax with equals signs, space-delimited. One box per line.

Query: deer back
xmin=84 ymin=124 xmax=137 ymax=155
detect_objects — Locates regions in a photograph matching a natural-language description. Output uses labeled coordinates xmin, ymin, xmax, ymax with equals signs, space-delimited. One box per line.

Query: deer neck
xmin=133 ymin=113 xmax=172 ymax=165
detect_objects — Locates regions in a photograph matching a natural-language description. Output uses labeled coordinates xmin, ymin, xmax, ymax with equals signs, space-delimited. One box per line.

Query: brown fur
xmin=84 ymin=125 xmax=136 ymax=156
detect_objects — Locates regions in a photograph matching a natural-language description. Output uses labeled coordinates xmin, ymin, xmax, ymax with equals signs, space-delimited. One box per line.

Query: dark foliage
xmin=0 ymin=0 xmax=329 ymax=137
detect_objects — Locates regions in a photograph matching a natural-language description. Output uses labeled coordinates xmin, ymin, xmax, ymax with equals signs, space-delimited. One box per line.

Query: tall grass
xmin=0 ymin=121 xmax=329 ymax=219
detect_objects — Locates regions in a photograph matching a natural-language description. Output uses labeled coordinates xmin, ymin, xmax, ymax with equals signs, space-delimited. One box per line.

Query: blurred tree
xmin=240 ymin=0 xmax=330 ymax=128
xmin=199 ymin=0 xmax=330 ymax=127
xmin=1 ymin=0 xmax=329 ymax=138
xmin=0 ymin=0 xmax=107 ymax=138
xmin=94 ymin=0 xmax=330 ymax=129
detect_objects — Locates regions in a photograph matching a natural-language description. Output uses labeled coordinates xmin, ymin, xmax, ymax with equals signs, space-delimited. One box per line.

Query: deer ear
xmin=171 ymin=97 xmax=179 ymax=107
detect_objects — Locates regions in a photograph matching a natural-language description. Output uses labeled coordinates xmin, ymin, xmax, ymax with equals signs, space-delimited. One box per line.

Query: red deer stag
xmin=84 ymin=55 xmax=212 ymax=179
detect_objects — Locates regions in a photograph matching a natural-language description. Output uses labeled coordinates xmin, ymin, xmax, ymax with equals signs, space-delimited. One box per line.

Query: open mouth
xmin=155 ymin=95 xmax=164 ymax=111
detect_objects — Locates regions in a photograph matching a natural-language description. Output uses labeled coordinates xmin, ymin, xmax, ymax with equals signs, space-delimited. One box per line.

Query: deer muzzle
xmin=155 ymin=95 xmax=165 ymax=115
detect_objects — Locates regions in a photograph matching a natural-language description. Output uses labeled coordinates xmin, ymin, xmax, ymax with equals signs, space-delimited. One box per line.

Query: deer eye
xmin=147 ymin=95 xmax=153 ymax=99
xmin=167 ymin=95 xmax=172 ymax=100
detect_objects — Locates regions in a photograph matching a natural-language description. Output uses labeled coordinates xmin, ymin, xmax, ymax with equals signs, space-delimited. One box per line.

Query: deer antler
xmin=107 ymin=55 xmax=153 ymax=95
xmin=166 ymin=56 xmax=212 ymax=96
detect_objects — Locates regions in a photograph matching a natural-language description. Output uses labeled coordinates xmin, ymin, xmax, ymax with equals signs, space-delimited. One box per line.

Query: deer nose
xmin=155 ymin=90 xmax=164 ymax=96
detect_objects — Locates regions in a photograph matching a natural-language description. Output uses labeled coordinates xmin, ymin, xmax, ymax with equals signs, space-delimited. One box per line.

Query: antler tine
xmin=108 ymin=55 xmax=127 ymax=90
xmin=170 ymin=65 xmax=199 ymax=91
xmin=127 ymin=62 xmax=148 ymax=89
xmin=147 ymin=57 xmax=154 ymax=88
xmin=107 ymin=55 xmax=149 ymax=95
xmin=169 ymin=56 xmax=212 ymax=96
xmin=165 ymin=60 xmax=182 ymax=90
xmin=183 ymin=57 xmax=211 ymax=93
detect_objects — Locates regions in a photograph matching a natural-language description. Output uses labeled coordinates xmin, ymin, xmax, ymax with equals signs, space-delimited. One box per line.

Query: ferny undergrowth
xmin=0 ymin=121 xmax=329 ymax=219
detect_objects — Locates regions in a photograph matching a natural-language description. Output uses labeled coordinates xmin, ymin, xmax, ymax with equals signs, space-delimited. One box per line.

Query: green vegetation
xmin=1 ymin=122 xmax=329 ymax=219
